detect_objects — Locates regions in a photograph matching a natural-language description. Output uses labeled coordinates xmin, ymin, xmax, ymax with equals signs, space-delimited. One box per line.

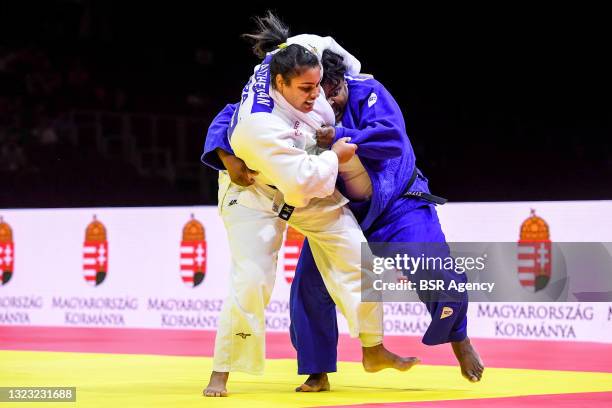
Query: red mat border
xmin=319 ymin=391 xmax=612 ymax=407
xmin=1 ymin=326 xmax=612 ymax=373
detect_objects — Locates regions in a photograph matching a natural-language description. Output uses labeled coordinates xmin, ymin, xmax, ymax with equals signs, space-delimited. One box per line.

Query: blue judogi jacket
xmin=200 ymin=74 xmax=431 ymax=231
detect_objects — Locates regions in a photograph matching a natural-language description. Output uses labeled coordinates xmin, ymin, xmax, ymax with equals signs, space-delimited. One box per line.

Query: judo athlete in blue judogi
xmin=201 ymin=49 xmax=483 ymax=392
xmin=285 ymin=50 xmax=483 ymax=391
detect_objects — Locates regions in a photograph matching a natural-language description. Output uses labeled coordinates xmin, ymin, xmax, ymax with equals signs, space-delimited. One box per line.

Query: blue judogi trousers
xmin=289 ymin=201 xmax=468 ymax=375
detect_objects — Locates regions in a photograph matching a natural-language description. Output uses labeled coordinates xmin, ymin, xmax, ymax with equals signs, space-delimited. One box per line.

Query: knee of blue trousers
xmin=290 ymin=239 xmax=339 ymax=374
xmin=289 ymin=239 xmax=313 ymax=350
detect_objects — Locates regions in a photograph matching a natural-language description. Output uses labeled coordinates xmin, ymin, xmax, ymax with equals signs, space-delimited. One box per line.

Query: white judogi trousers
xmin=212 ymin=173 xmax=382 ymax=374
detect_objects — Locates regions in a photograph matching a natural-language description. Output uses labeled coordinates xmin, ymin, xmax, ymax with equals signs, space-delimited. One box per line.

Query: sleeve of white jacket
xmin=231 ymin=113 xmax=339 ymax=207
xmin=319 ymin=36 xmax=361 ymax=76
xmin=287 ymin=34 xmax=361 ymax=76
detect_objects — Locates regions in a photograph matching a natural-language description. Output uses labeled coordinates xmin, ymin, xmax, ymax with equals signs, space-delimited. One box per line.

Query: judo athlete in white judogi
xmin=203 ymin=15 xmax=418 ymax=398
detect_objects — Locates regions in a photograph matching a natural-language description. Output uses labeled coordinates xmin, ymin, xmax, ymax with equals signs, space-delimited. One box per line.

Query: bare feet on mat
xmin=362 ymin=344 xmax=420 ymax=373
xmin=203 ymin=371 xmax=229 ymax=397
xmin=295 ymin=373 xmax=330 ymax=392
xmin=452 ymin=337 xmax=484 ymax=382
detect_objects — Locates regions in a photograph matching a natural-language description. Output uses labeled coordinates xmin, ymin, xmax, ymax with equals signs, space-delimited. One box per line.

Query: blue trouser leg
xmin=289 ymin=239 xmax=338 ymax=375
xmin=290 ymin=202 xmax=469 ymax=374
xmin=369 ymin=203 xmax=468 ymax=345
xmin=422 ymin=299 xmax=468 ymax=345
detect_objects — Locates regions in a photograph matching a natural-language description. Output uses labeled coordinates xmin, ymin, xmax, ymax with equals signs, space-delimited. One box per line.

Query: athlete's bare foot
xmin=451 ymin=337 xmax=484 ymax=382
xmin=362 ymin=344 xmax=420 ymax=373
xmin=203 ymin=371 xmax=229 ymax=397
xmin=295 ymin=373 xmax=330 ymax=392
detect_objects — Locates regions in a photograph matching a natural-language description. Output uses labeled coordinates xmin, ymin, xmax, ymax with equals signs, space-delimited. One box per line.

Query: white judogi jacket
xmin=229 ymin=35 xmax=359 ymax=210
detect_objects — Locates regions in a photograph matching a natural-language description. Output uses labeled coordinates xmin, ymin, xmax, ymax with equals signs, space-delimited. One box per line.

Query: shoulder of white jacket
xmin=287 ymin=34 xmax=328 ymax=46
xmin=346 ymin=74 xmax=375 ymax=82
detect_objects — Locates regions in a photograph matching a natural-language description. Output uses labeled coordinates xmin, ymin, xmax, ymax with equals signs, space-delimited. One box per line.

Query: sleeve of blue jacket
xmin=333 ymin=80 xmax=405 ymax=160
xmin=200 ymin=103 xmax=238 ymax=171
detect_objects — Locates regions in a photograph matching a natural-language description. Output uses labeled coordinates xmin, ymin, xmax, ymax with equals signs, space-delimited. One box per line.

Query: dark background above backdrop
xmin=1 ymin=1 xmax=610 ymax=208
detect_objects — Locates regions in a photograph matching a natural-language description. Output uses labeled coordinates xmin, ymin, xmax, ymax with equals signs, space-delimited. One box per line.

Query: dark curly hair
xmin=321 ymin=49 xmax=346 ymax=89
